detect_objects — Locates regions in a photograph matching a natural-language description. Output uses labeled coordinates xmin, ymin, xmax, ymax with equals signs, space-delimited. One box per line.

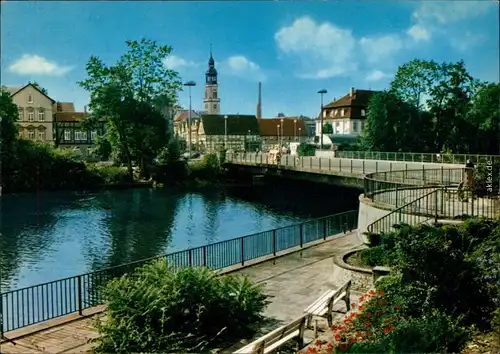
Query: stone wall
xmin=331 ymin=250 xmax=374 ymax=293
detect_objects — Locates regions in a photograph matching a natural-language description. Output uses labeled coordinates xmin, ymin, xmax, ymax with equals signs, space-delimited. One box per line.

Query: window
xmin=361 ymin=109 xmax=366 ymax=116
xmin=28 ymin=111 xmax=35 ymax=121
xmin=27 ymin=94 xmax=34 ymax=104
xmin=18 ymin=108 xmax=24 ymax=121
xmin=213 ymin=104 xmax=217 ymax=110
xmin=213 ymin=91 xmax=217 ymax=99
xmin=64 ymin=130 xmax=71 ymax=141
xmin=353 ymin=121 xmax=358 ymax=132
xmin=205 ymin=104 xmax=208 ymax=110
xmin=361 ymin=121 xmax=365 ymax=131
xmin=334 ymin=109 xmax=338 ymax=116
xmin=341 ymin=109 xmax=345 ymax=117
xmin=37 ymin=131 xmax=46 ymax=141
xmin=28 ymin=131 xmax=35 ymax=140
xmin=81 ymin=131 xmax=87 ymax=140
xmin=38 ymin=110 xmax=45 ymax=121
xmin=91 ymin=130 xmax=98 ymax=140
xmin=75 ymin=131 xmax=82 ymax=140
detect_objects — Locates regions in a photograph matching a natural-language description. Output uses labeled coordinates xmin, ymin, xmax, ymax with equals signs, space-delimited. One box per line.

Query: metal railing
xmin=368 ymin=187 xmax=500 ymax=235
xmin=0 ymin=210 xmax=358 ymax=335
xmin=364 ymin=167 xmax=465 ymax=205
xmin=225 ymin=153 xmax=462 ymax=178
xmin=335 ymin=151 xmax=500 ymax=165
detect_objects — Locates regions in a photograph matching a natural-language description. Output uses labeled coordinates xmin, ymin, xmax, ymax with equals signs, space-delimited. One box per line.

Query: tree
xmin=388 ymin=59 xmax=479 ymax=153
xmin=362 ymin=91 xmax=431 ymax=152
xmin=322 ymin=122 xmax=333 ymax=134
xmin=78 ymin=39 xmax=182 ymax=178
xmin=0 ymin=88 xmax=20 ymax=189
xmin=29 ymin=81 xmax=48 ymax=95
xmin=468 ymin=82 xmax=500 ymax=155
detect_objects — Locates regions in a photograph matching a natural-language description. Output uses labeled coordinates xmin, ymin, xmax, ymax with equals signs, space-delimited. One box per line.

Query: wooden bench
xmin=304 ymin=280 xmax=351 ymax=328
xmin=233 ymin=315 xmax=307 ymax=354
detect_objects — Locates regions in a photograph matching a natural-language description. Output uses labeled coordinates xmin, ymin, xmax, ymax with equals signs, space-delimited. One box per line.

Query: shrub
xmin=94 ymin=260 xmax=269 ymax=353
xmin=189 ymin=153 xmax=221 ymax=181
xmin=86 ymin=164 xmax=131 ymax=184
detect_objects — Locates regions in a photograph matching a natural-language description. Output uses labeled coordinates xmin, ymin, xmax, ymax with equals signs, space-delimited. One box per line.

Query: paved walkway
xmin=0 ymin=231 xmax=365 ymax=354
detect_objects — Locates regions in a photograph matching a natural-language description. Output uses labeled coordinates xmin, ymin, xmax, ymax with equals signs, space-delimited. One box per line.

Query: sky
xmin=1 ymin=1 xmax=498 ymax=118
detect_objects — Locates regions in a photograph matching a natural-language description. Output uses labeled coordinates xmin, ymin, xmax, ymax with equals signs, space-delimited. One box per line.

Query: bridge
xmin=223 ymin=153 xmax=464 ymax=187
xmin=1 ymin=150 xmax=499 ymax=343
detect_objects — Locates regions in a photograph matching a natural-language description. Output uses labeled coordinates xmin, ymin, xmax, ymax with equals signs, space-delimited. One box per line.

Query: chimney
xmin=256 ymin=82 xmax=262 ymax=119
xmin=350 ymin=87 xmax=354 ymax=97
xmin=84 ymin=105 xmax=87 ymax=113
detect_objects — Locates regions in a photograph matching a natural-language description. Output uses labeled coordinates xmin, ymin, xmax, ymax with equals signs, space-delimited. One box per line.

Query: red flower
xmin=365 ymin=312 xmax=372 ymax=319
xmin=384 ymin=327 xmax=390 ymax=334
xmin=359 ymin=295 xmax=365 ymax=302
xmin=365 ymin=321 xmax=372 ymax=327
xmin=369 ymin=289 xmax=376 ymax=295
xmin=349 ymin=337 xmax=357 ymax=344
xmin=350 ymin=311 xmax=356 ymax=318
xmin=351 ymin=303 xmax=355 ymax=309
xmin=379 ymin=289 xmax=385 ymax=295
xmin=344 ymin=318 xmax=350 ymax=325
xmin=366 ymin=331 xmax=373 ymax=337
xmin=335 ymin=334 xmax=341 ymax=341
xmin=358 ymin=305 xmax=364 ymax=311
xmin=331 ymin=324 xmax=338 ymax=331
xmin=395 ymin=305 xmax=401 ymax=310
xmin=356 ymin=331 xmax=362 ymax=337
xmin=315 ymin=339 xmax=322 ymax=346
xmin=339 ymin=343 xmax=347 ymax=351
xmin=307 ymin=347 xmax=317 ymax=354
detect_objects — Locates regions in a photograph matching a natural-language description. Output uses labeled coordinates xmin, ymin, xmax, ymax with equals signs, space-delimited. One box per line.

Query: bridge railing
xmin=335 ymin=151 xmax=500 ymax=165
xmin=367 ymin=187 xmax=500 ymax=235
xmin=363 ymin=167 xmax=465 ymax=205
xmin=0 ymin=210 xmax=358 ymax=335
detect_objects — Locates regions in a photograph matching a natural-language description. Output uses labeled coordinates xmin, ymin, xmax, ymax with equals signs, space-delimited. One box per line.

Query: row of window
xmin=325 ymin=109 xmax=366 ymax=118
xmin=63 ymin=130 xmax=98 ymax=141
xmin=24 ymin=131 xmax=46 ymax=141
xmin=19 ymin=109 xmax=45 ymax=122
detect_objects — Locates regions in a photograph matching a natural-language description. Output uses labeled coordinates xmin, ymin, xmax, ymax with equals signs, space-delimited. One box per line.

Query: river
xmin=0 ymin=181 xmax=360 ymax=292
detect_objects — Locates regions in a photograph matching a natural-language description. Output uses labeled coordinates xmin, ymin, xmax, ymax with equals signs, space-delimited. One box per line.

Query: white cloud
xmin=8 ymin=54 xmax=74 ymax=76
xmin=407 ymin=1 xmax=494 ymax=45
xmin=406 ymin=25 xmax=430 ymax=42
xmin=366 ymin=70 xmax=390 ymax=82
xmin=274 ymin=16 xmax=357 ymax=79
xmin=224 ymin=55 xmax=266 ymax=81
xmin=163 ymin=55 xmax=197 ymax=70
xmin=359 ymin=35 xmax=403 ymax=63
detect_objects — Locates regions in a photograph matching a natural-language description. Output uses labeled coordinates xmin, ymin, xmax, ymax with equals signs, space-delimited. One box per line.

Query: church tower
xmin=204 ymin=48 xmax=220 ymax=114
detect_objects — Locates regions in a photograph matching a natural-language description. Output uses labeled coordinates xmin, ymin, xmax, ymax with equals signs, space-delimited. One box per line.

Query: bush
xmin=94 ymin=260 xmax=269 ymax=353
xmin=189 ymin=153 xmax=220 ymax=181
xmin=86 ymin=164 xmax=131 ymax=184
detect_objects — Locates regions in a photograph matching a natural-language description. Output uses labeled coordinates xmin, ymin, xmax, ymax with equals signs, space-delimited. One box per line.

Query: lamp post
xmin=224 ymin=115 xmax=228 ymax=149
xmin=317 ymin=89 xmax=327 ymax=149
xmin=183 ymin=80 xmax=196 ymax=156
xmin=280 ymin=118 xmax=284 ymax=147
xmin=298 ymin=127 xmax=302 ymax=143
xmin=276 ymin=124 xmax=280 ymax=149
xmin=294 ymin=119 xmax=297 ymax=141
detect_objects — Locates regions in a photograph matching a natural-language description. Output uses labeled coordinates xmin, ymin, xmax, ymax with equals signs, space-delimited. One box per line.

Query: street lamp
xmin=224 ymin=115 xmax=228 ymax=149
xmin=298 ymin=127 xmax=302 ymax=143
xmin=183 ymin=80 xmax=196 ymax=156
xmin=294 ymin=119 xmax=297 ymax=141
xmin=280 ymin=118 xmax=284 ymax=147
xmin=317 ymin=89 xmax=327 ymax=149
xmin=276 ymin=124 xmax=280 ymax=148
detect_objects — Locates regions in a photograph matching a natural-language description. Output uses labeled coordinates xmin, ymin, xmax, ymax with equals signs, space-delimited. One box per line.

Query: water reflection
xmin=1 ymin=184 xmax=358 ymax=291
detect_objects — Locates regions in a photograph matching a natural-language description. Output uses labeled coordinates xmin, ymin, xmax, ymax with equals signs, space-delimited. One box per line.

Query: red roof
xmin=259 ymin=117 xmax=308 ymax=137
xmin=324 ymin=89 xmax=377 ymax=109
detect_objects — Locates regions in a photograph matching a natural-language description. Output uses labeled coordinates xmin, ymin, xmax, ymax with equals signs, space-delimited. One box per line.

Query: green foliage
xmin=189 ymin=153 xmax=221 ymax=181
xmin=153 ymin=138 xmax=188 ymax=183
xmin=28 ymin=80 xmax=48 ymax=95
xmin=363 ymin=59 xmax=498 ymax=155
xmin=86 ymin=164 xmax=131 ymax=184
xmin=368 ymin=220 xmax=500 ymax=331
xmin=322 ymin=122 xmax=333 ymax=134
xmin=297 ymin=142 xmax=316 ymax=156
xmin=94 ymin=260 xmax=269 ymax=353
xmin=78 ymin=38 xmax=182 ymax=178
